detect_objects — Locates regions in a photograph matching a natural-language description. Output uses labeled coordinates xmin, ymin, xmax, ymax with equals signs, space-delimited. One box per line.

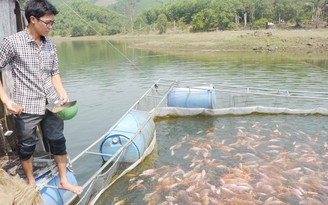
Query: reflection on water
xmin=53 ymin=39 xmax=328 ymax=204
xmin=305 ymin=59 xmax=328 ymax=70
xmin=97 ymin=115 xmax=328 ymax=204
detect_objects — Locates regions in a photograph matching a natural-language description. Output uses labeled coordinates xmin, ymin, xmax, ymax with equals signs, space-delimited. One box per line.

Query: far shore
xmin=53 ymin=29 xmax=328 ymax=61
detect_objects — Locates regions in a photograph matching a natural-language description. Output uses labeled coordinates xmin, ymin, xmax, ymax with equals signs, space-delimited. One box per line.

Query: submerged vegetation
xmin=52 ymin=0 xmax=328 ymax=37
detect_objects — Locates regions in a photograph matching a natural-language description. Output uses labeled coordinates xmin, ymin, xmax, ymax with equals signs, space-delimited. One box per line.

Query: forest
xmin=51 ymin=0 xmax=328 ymax=37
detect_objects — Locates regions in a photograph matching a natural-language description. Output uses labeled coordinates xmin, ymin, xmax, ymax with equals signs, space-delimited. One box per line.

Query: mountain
xmin=92 ymin=0 xmax=117 ymax=7
xmin=93 ymin=0 xmax=172 ymax=10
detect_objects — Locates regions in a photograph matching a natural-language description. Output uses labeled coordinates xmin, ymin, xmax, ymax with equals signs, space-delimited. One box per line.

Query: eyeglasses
xmin=37 ymin=18 xmax=55 ymax=28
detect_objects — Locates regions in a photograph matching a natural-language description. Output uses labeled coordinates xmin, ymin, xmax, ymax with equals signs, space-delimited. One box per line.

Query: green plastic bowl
xmin=47 ymin=101 xmax=78 ymax=120
xmin=54 ymin=104 xmax=78 ymax=120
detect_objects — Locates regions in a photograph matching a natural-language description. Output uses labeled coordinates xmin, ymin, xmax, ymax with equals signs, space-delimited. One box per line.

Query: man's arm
xmin=0 ymin=37 xmax=24 ymax=114
xmin=52 ymin=74 xmax=69 ymax=103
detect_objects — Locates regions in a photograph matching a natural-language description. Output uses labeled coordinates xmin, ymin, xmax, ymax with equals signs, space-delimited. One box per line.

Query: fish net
xmin=73 ymin=131 xmax=157 ymax=205
xmin=0 ymin=168 xmax=42 ymax=205
xmin=155 ymin=81 xmax=328 ymax=117
xmin=76 ymin=151 xmax=125 ymax=205
xmin=71 ymin=91 xmax=161 ymax=205
xmin=71 ymin=80 xmax=173 ymax=204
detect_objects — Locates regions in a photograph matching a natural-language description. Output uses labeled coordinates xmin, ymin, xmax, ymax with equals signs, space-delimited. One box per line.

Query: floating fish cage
xmin=52 ymin=79 xmax=328 ymax=205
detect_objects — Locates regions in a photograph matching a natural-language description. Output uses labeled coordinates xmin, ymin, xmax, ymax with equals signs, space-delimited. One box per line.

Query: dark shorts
xmin=15 ymin=111 xmax=67 ymax=160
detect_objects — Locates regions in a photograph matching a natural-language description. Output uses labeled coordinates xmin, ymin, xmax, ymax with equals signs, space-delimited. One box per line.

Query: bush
xmin=156 ymin=13 xmax=168 ymax=34
xmin=71 ymin=24 xmax=85 ymax=37
xmin=250 ymin=18 xmax=269 ymax=29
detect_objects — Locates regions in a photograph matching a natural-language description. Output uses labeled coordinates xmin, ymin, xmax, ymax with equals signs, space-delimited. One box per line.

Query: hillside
xmin=93 ymin=0 xmax=117 ymax=7
xmin=97 ymin=0 xmax=172 ymax=11
xmin=51 ymin=0 xmax=327 ymax=38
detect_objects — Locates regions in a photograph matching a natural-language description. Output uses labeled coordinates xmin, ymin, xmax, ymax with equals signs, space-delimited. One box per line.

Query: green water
xmin=97 ymin=115 xmax=328 ymax=204
xmin=53 ymin=39 xmax=328 ymax=204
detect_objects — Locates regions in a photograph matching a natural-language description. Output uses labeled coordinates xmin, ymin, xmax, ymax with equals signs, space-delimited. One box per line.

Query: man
xmin=0 ymin=0 xmax=83 ymax=195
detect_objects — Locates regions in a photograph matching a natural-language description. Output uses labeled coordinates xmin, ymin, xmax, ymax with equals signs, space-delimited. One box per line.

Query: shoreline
xmin=52 ymin=29 xmax=328 ymax=61
xmin=53 ymin=29 xmax=328 ymax=51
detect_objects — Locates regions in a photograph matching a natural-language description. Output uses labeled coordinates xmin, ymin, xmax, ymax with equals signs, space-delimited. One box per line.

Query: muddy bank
xmin=52 ymin=29 xmax=328 ymax=62
xmin=102 ymin=29 xmax=328 ymax=52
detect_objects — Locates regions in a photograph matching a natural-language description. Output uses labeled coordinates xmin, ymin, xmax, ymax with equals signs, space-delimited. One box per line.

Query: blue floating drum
xmin=100 ymin=110 xmax=155 ymax=163
xmin=167 ymin=84 xmax=216 ymax=109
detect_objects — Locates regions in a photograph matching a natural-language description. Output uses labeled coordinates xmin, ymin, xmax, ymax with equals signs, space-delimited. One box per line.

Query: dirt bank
xmin=104 ymin=29 xmax=328 ymax=52
xmin=52 ymin=29 xmax=328 ymax=62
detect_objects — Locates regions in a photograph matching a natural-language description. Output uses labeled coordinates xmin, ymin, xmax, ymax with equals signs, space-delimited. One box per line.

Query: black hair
xmin=25 ymin=0 xmax=59 ymax=23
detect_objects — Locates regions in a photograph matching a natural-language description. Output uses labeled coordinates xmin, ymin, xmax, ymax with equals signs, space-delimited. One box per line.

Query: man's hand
xmin=6 ymin=102 xmax=24 ymax=115
xmin=59 ymin=95 xmax=69 ymax=104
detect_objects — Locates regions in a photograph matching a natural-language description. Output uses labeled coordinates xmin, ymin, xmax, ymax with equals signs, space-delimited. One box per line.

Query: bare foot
xmin=59 ymin=181 xmax=83 ymax=195
xmin=27 ymin=179 xmax=36 ymax=189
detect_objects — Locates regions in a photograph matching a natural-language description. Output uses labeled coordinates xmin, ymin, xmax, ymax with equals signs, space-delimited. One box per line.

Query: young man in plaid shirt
xmin=0 ymin=0 xmax=83 ymax=195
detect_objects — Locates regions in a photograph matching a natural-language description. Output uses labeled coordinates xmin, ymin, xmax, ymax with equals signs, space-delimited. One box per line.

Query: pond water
xmin=54 ymin=39 xmax=328 ymax=204
xmin=97 ymin=115 xmax=328 ymax=204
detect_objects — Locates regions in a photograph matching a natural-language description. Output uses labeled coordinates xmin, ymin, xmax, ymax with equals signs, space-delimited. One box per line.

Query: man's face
xmin=31 ymin=14 xmax=55 ymax=36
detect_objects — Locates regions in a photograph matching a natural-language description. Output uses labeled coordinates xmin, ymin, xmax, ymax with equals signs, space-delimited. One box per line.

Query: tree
xmin=143 ymin=9 xmax=158 ymax=24
xmin=254 ymin=0 xmax=274 ymax=20
xmin=239 ymin=0 xmax=256 ymax=28
xmin=71 ymin=24 xmax=84 ymax=37
xmin=306 ymin=0 xmax=327 ymax=27
xmin=190 ymin=8 xmax=216 ymax=32
xmin=191 ymin=11 xmax=206 ymax=32
xmin=290 ymin=0 xmax=309 ymax=27
xmin=54 ymin=0 xmax=125 ymax=36
xmin=211 ymin=0 xmax=240 ymax=30
xmin=53 ymin=0 xmax=328 ymax=36
xmin=123 ymin=0 xmax=137 ymax=32
xmin=274 ymin=0 xmax=291 ymax=23
xmin=156 ymin=13 xmax=168 ymax=34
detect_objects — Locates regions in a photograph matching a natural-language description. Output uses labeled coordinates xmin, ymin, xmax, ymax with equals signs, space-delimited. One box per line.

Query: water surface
xmin=97 ymin=115 xmax=328 ymax=204
xmin=54 ymin=39 xmax=328 ymax=204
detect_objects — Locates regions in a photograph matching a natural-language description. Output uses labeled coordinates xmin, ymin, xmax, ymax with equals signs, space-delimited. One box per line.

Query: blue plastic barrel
xmin=100 ymin=110 xmax=155 ymax=163
xmin=37 ymin=169 xmax=78 ymax=205
xmin=167 ymin=85 xmax=216 ymax=109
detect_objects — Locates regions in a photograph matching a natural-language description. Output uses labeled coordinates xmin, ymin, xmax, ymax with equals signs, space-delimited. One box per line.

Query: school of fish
xmin=127 ymin=118 xmax=328 ymax=205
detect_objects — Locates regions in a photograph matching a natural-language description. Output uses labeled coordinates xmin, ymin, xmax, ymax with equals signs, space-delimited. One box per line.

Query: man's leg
xmin=42 ymin=111 xmax=83 ymax=194
xmin=15 ymin=113 xmax=41 ymax=188
xmin=54 ymin=154 xmax=83 ymax=195
xmin=21 ymin=156 xmax=35 ymax=188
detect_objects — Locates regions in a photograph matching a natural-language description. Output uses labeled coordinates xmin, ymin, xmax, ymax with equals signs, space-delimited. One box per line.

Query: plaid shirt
xmin=0 ymin=29 xmax=60 ymax=115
